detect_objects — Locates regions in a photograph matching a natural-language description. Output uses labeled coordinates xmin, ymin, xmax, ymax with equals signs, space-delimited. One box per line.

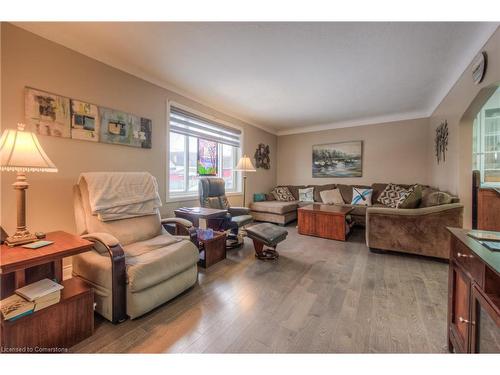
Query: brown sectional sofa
xmin=249 ymin=183 xmax=464 ymax=259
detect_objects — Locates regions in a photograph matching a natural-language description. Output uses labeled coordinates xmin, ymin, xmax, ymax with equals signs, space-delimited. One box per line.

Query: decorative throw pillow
xmin=320 ymin=189 xmax=344 ymax=205
xmin=298 ymin=187 xmax=314 ymax=202
xmin=421 ymin=191 xmax=453 ymax=207
xmin=398 ymin=184 xmax=422 ymax=209
xmin=253 ymin=193 xmax=266 ymax=202
xmin=271 ymin=186 xmax=295 ymax=201
xmin=377 ymin=183 xmax=405 ymax=208
xmin=351 ymin=187 xmax=373 ymax=206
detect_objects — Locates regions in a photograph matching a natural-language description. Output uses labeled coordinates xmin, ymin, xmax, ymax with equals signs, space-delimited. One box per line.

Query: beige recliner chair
xmin=72 ymin=178 xmax=199 ymax=323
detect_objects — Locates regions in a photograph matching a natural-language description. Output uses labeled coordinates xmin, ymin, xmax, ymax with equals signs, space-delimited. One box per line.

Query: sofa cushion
xmin=249 ymin=200 xmax=299 ymax=214
xmin=399 ymin=184 xmax=422 ymax=208
xmin=351 ymin=187 xmax=373 ymax=206
xmin=320 ymin=188 xmax=344 ymax=205
xmin=377 ymin=183 xmax=412 ymax=208
xmin=342 ymin=204 xmax=367 ymax=217
xmin=313 ymin=184 xmax=336 ymax=202
xmin=298 ymin=187 xmax=314 ymax=202
xmin=271 ymin=186 xmax=296 ymax=201
xmin=371 ymin=183 xmax=389 ymax=202
xmin=338 ymin=184 xmax=371 ymax=203
xmin=124 ymin=235 xmax=199 ymax=293
xmin=421 ymin=191 xmax=453 ymax=207
xmin=286 ymin=185 xmax=307 ymax=200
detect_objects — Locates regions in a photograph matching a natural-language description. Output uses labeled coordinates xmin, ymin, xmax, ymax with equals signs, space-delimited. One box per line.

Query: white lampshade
xmin=0 ymin=124 xmax=58 ymax=172
xmin=235 ymin=155 xmax=256 ymax=172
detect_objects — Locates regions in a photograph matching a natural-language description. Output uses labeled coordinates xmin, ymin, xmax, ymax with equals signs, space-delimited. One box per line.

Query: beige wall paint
xmin=0 ymin=23 xmax=277 ymax=236
xmin=277 ymin=118 xmax=430 ymax=187
xmin=428 ymin=26 xmax=500 ymax=229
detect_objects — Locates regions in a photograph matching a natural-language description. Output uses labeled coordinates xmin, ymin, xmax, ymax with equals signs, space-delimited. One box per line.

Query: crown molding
xmin=276 ymin=111 xmax=430 ymax=136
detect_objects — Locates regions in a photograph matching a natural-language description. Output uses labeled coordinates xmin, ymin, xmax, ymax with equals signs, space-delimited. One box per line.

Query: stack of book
xmin=0 ymin=278 xmax=64 ymax=321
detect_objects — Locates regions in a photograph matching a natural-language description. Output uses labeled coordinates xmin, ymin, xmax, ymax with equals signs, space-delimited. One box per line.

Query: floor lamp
xmin=0 ymin=123 xmax=58 ymax=246
xmin=235 ymin=155 xmax=256 ymax=207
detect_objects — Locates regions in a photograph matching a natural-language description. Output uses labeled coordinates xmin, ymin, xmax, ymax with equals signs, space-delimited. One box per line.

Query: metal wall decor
xmin=254 ymin=143 xmax=271 ymax=169
xmin=435 ymin=121 xmax=448 ymax=164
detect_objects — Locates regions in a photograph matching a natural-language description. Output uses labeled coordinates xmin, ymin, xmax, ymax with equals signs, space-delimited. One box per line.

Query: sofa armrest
xmin=367 ymin=203 xmax=464 ymax=216
xmin=366 ymin=203 xmax=464 ymax=259
xmin=228 ymin=207 xmax=250 ymax=216
xmin=82 ymin=232 xmax=127 ymax=323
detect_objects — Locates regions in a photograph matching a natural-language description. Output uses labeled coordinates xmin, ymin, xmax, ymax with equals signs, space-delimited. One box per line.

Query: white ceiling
xmin=14 ymin=22 xmax=499 ymax=135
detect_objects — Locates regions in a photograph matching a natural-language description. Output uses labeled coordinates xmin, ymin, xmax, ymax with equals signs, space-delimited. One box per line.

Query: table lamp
xmin=235 ymin=154 xmax=256 ymax=207
xmin=0 ymin=123 xmax=58 ymax=246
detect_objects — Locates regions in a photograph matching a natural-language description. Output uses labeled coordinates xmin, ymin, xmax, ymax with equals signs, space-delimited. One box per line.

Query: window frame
xmin=473 ymin=88 xmax=500 ymax=187
xmin=166 ymin=101 xmax=243 ymax=202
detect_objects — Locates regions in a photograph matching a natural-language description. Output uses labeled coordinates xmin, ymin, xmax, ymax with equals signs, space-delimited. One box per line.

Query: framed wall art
xmin=25 ymin=88 xmax=71 ymax=138
xmin=197 ymin=138 xmax=218 ymax=176
xmin=312 ymin=141 xmax=363 ymax=177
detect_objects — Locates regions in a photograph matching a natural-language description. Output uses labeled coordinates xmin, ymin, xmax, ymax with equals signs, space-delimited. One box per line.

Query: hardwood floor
xmin=71 ymin=225 xmax=449 ymax=353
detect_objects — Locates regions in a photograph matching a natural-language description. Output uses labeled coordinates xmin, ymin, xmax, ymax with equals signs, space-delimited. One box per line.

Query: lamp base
xmin=5 ymin=230 xmax=38 ymax=247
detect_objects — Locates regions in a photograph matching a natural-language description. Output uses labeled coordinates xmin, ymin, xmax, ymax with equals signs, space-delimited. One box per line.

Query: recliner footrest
xmin=246 ymin=223 xmax=288 ymax=247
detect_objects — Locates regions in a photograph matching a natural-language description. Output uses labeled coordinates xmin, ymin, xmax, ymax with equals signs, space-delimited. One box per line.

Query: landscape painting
xmin=197 ymin=139 xmax=218 ymax=176
xmin=71 ymin=100 xmax=100 ymax=142
xmin=99 ymin=107 xmax=152 ymax=148
xmin=312 ymin=141 xmax=362 ymax=177
xmin=25 ymin=88 xmax=71 ymax=138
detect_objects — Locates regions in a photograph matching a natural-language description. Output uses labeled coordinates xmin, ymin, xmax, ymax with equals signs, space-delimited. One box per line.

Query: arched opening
xmin=473 ymin=86 xmax=500 ymax=185
xmin=458 ymin=84 xmax=500 ymax=229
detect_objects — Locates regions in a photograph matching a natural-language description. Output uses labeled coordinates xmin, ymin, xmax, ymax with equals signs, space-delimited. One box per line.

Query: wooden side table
xmin=198 ymin=231 xmax=227 ymax=268
xmin=0 ymin=231 xmax=95 ymax=351
xmin=174 ymin=207 xmax=228 ymax=230
xmin=1 ymin=231 xmax=93 ymax=298
xmin=297 ymin=204 xmax=354 ymax=241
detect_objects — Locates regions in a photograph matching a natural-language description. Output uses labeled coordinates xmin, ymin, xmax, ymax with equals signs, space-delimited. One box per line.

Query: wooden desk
xmin=1 ymin=231 xmax=93 ymax=298
xmin=447 ymin=228 xmax=500 ymax=353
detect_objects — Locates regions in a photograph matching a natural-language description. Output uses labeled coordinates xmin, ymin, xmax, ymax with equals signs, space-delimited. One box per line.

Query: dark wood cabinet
xmin=447 ymin=228 xmax=500 ymax=353
xmin=448 ymin=263 xmax=471 ymax=352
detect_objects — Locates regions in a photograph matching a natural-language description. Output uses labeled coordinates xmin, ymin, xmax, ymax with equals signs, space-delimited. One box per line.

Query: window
xmin=473 ymin=87 xmax=500 ymax=186
xmin=168 ymin=105 xmax=241 ymax=197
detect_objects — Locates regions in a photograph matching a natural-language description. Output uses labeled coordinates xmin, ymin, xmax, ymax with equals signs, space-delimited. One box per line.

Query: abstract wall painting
xmin=25 ymin=87 xmax=152 ymax=149
xmin=99 ymin=107 xmax=152 ymax=149
xmin=25 ymin=88 xmax=71 ymax=138
xmin=197 ymin=139 xmax=218 ymax=176
xmin=312 ymin=141 xmax=363 ymax=177
xmin=71 ymin=100 xmax=100 ymax=142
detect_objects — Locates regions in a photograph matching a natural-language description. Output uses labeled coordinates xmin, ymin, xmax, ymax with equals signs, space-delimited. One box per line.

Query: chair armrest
xmin=161 ymin=217 xmax=193 ymax=228
xmin=82 ymin=232 xmax=120 ymax=252
xmin=228 ymin=207 xmax=250 ymax=216
xmin=82 ymin=232 xmax=126 ymax=323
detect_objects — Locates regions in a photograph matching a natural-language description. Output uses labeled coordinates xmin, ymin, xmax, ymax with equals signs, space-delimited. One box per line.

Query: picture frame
xmin=312 ymin=141 xmax=363 ymax=177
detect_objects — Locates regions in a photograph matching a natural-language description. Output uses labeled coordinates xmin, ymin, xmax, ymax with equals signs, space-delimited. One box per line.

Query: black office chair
xmin=198 ymin=177 xmax=253 ymax=248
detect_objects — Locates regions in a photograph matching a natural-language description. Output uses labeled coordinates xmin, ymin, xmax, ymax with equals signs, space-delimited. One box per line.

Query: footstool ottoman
xmin=245 ymin=223 xmax=288 ymax=260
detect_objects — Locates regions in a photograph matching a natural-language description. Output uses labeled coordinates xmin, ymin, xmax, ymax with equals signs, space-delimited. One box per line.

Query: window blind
xmin=169 ymin=106 xmax=241 ymax=148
